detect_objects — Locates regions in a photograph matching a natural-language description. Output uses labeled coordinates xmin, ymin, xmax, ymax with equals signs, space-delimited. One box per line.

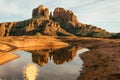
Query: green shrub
xmin=35 ymin=32 xmax=42 ymax=36
xmin=87 ymin=32 xmax=112 ymax=38
xmin=111 ymin=33 xmax=120 ymax=39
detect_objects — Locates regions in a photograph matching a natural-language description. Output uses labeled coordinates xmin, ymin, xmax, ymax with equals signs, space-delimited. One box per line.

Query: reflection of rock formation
xmin=29 ymin=46 xmax=80 ymax=66
xmin=51 ymin=46 xmax=78 ymax=64
xmin=30 ymin=50 xmax=50 ymax=67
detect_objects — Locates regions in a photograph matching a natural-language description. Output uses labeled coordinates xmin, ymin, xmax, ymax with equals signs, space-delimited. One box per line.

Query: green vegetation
xmin=87 ymin=32 xmax=112 ymax=38
xmin=111 ymin=33 xmax=120 ymax=39
xmin=35 ymin=32 xmax=42 ymax=36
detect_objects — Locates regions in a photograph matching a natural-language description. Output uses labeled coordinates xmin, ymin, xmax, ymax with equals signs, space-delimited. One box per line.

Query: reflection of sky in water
xmin=0 ymin=51 xmax=32 ymax=79
xmin=0 ymin=48 xmax=89 ymax=80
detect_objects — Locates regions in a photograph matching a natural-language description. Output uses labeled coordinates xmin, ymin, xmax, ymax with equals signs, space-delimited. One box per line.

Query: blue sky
xmin=0 ymin=0 xmax=120 ymax=33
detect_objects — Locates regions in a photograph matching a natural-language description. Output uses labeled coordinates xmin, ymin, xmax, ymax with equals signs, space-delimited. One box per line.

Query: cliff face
xmin=0 ymin=5 xmax=110 ymax=37
xmin=52 ymin=8 xmax=78 ymax=28
xmin=32 ymin=5 xmax=49 ymax=19
xmin=51 ymin=7 xmax=108 ymax=37
xmin=0 ymin=22 xmax=16 ymax=36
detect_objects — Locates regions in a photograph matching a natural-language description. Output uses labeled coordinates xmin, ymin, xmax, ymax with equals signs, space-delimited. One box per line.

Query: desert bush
xmin=111 ymin=33 xmax=120 ymax=39
xmin=35 ymin=32 xmax=42 ymax=36
xmin=87 ymin=32 xmax=112 ymax=38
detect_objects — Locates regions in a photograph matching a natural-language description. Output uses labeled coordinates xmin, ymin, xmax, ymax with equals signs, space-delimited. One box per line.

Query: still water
xmin=0 ymin=46 xmax=89 ymax=80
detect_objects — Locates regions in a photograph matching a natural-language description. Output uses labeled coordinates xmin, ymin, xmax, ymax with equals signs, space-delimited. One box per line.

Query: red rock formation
xmin=0 ymin=22 xmax=16 ymax=36
xmin=32 ymin=5 xmax=49 ymax=19
xmin=0 ymin=5 xmax=110 ymax=37
xmin=0 ymin=23 xmax=6 ymax=36
xmin=53 ymin=8 xmax=79 ymax=29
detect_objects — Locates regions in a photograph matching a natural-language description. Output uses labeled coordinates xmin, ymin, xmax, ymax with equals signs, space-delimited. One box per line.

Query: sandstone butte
xmin=0 ymin=5 xmax=108 ymax=37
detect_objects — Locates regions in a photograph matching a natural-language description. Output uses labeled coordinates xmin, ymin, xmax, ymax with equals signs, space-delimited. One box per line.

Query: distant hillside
xmin=0 ymin=5 xmax=112 ymax=38
xmin=111 ymin=33 xmax=120 ymax=39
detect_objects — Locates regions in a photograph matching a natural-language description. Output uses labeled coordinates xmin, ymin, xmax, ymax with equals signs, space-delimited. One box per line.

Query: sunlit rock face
xmin=53 ymin=7 xmax=78 ymax=29
xmin=0 ymin=22 xmax=16 ymax=36
xmin=32 ymin=5 xmax=49 ymax=19
xmin=0 ymin=5 xmax=110 ymax=37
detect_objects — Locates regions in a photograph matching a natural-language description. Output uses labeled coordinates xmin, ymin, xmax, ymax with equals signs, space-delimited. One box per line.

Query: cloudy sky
xmin=0 ymin=0 xmax=120 ymax=33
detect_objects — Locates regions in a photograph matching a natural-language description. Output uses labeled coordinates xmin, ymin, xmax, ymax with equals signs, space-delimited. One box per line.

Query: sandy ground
xmin=58 ymin=36 xmax=120 ymax=80
xmin=0 ymin=36 xmax=68 ymax=65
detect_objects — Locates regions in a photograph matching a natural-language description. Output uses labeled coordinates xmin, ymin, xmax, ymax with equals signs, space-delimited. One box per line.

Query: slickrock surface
xmin=60 ymin=37 xmax=120 ymax=80
xmin=0 ymin=36 xmax=68 ymax=64
xmin=0 ymin=52 xmax=19 ymax=65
